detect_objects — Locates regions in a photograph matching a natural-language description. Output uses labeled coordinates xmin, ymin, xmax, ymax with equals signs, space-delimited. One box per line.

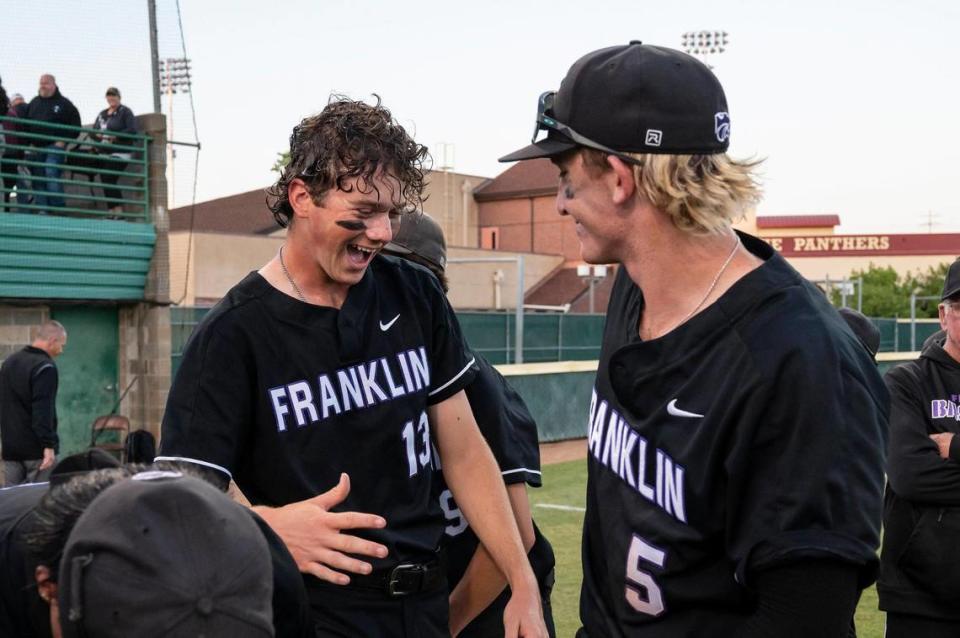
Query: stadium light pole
xmin=681 ymin=30 xmax=729 ymax=69
xmin=159 ymin=58 xmax=192 ymax=207
xmin=148 ymin=0 xmax=161 ymax=113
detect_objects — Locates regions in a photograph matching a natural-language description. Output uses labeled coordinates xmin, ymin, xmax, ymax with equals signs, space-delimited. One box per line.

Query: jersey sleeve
xmin=157 ymin=316 xmax=254 ymax=483
xmin=728 ymin=346 xmax=889 ymax=585
xmin=885 ymin=364 xmax=960 ymax=505
xmin=30 ymin=364 xmax=59 ymax=450
xmin=465 ymin=355 xmax=542 ymax=486
xmin=423 ymin=274 xmax=476 ymax=405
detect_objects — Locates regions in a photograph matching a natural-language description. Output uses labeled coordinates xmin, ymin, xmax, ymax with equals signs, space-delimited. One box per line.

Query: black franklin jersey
xmin=580 ymin=233 xmax=888 ymax=637
xmin=437 ymin=354 xmax=554 ymax=594
xmin=159 ymin=256 xmax=476 ymax=582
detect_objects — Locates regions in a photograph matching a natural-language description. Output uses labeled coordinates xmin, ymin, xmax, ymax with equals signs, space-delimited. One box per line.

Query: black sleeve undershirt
xmin=736 ymin=560 xmax=860 ymax=638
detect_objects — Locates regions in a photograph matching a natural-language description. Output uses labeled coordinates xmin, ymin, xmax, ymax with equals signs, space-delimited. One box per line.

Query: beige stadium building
xmin=169 ymin=159 xmax=958 ymax=314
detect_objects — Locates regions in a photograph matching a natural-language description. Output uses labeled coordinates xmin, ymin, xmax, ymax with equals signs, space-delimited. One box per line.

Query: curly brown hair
xmin=266 ymin=95 xmax=430 ymax=227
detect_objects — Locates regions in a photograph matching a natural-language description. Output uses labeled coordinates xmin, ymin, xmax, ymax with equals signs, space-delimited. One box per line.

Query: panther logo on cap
xmin=714 ymin=112 xmax=730 ymax=143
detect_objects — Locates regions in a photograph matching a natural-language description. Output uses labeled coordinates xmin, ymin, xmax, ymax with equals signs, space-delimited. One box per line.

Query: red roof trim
xmin=756 ymin=214 xmax=841 ymax=228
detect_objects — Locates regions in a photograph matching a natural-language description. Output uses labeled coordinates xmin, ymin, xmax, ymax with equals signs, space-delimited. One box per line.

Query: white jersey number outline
xmin=401 ymin=411 xmax=431 ymax=477
xmin=625 ymin=533 xmax=667 ymax=616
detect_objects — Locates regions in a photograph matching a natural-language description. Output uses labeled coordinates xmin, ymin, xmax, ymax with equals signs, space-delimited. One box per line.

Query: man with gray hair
xmin=0 ymin=320 xmax=67 ymax=485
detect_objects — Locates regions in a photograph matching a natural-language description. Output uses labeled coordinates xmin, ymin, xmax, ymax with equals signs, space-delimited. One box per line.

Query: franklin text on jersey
xmin=269 ymin=347 xmax=431 ymax=432
xmin=587 ymin=388 xmax=687 ymax=524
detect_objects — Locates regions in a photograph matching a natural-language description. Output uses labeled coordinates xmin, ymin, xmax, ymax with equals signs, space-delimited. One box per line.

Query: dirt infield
xmin=540 ymin=438 xmax=587 ymax=465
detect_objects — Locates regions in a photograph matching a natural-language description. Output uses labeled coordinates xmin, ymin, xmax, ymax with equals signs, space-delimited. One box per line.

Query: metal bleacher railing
xmin=0 ymin=115 xmax=149 ymax=222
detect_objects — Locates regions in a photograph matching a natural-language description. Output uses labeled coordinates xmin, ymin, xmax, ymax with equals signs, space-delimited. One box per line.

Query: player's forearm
xmin=450 ymin=484 xmax=539 ymax=635
xmin=446 ymin=445 xmax=535 ymax=589
xmin=431 ymin=396 xmax=538 ymax=592
xmin=449 ymin=544 xmax=508 ymax=636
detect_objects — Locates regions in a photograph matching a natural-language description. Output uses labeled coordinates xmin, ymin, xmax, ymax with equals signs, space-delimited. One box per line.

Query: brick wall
xmin=0 ymin=306 xmax=48 ymax=362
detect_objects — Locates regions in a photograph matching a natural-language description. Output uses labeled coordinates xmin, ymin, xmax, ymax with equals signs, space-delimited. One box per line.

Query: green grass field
xmin=532 ymin=459 xmax=886 ymax=637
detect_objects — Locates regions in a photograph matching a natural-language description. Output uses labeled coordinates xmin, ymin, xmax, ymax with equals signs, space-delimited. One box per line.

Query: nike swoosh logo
xmin=666 ymin=399 xmax=703 ymax=419
xmin=379 ymin=314 xmax=400 ymax=331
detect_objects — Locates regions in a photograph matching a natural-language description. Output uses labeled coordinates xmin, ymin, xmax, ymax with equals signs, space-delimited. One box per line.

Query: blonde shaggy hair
xmin=581 ymin=149 xmax=763 ymax=235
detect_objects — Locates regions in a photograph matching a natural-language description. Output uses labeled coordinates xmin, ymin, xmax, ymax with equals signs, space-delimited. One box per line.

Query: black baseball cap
xmin=384 ymin=212 xmax=447 ymax=271
xmin=49 ymin=448 xmax=121 ymax=486
xmin=838 ymin=308 xmax=881 ymax=358
xmin=59 ymin=472 xmax=274 ymax=638
xmin=501 ymin=41 xmax=730 ymax=163
xmin=941 ymin=258 xmax=960 ymax=301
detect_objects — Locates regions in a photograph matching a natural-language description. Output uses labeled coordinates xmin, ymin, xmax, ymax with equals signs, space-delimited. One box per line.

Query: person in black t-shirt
xmin=383 ymin=212 xmax=557 ymax=637
xmin=500 ymin=42 xmax=888 ymax=637
xmin=158 ymin=96 xmax=546 ymax=638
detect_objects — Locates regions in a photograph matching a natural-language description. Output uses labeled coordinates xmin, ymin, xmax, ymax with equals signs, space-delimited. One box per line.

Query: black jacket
xmin=25 ymin=89 xmax=81 ymax=145
xmin=878 ymin=342 xmax=960 ymax=619
xmin=0 ymin=346 xmax=59 ymax=460
xmin=0 ymin=484 xmax=54 ymax=638
xmin=92 ymin=104 xmax=138 ymax=149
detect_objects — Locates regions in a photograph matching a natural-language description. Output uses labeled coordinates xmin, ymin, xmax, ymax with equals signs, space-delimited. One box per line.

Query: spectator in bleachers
xmin=2 ymin=92 xmax=30 ymax=212
xmin=1 ymin=78 xmax=12 ymax=211
xmin=25 ymin=74 xmax=80 ymax=213
xmin=4 ymin=93 xmax=32 ymax=212
xmin=90 ymin=87 xmax=138 ymax=217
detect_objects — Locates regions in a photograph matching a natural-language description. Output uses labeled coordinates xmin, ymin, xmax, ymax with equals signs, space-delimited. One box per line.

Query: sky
xmin=3 ymin=0 xmax=959 ymax=234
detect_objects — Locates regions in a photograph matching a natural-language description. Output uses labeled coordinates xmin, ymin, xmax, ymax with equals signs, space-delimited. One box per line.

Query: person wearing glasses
xmin=500 ymin=42 xmax=888 ymax=637
xmin=879 ymin=258 xmax=960 ymax=637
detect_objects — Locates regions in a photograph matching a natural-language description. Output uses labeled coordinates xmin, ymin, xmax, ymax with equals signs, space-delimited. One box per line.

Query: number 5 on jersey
xmin=626 ymin=534 xmax=666 ymax=616
xmin=402 ymin=411 xmax=431 ymax=477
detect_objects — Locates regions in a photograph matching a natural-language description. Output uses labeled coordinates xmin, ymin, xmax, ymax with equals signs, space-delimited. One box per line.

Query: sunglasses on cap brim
xmin=532 ymin=91 xmax=643 ymax=166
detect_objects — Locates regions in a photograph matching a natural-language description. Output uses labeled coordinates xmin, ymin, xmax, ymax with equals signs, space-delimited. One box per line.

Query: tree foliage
xmin=829 ymin=261 xmax=950 ymax=318
xmin=271 ymin=151 xmax=290 ymax=174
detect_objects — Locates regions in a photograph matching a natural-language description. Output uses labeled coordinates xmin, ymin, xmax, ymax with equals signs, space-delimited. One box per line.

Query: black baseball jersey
xmin=437 ymin=353 xmax=553 ymax=583
xmin=158 ymin=256 xmax=476 ymax=582
xmin=580 ymin=232 xmax=888 ymax=637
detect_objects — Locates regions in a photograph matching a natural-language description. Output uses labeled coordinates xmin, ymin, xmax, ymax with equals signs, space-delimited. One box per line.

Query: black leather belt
xmin=350 ymin=558 xmax=446 ymax=597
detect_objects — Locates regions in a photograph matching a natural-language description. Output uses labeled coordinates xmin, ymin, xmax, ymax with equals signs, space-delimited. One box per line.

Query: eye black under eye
xmin=336 ymin=220 xmax=367 ymax=231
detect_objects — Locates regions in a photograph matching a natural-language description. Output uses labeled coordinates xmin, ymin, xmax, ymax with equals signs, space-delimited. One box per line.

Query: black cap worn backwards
xmin=384 ymin=212 xmax=448 ymax=271
xmin=59 ymin=472 xmax=274 ymax=638
xmin=501 ymin=41 xmax=730 ymax=162
xmin=941 ymin=258 xmax=960 ymax=301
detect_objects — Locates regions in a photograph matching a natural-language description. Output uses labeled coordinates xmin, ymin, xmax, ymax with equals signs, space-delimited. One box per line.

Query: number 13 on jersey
xmin=401 ymin=411 xmax=431 ymax=477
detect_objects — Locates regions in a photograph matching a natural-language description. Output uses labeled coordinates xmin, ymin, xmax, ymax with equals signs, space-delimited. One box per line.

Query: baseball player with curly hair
xmin=159 ymin=96 xmax=547 ymax=638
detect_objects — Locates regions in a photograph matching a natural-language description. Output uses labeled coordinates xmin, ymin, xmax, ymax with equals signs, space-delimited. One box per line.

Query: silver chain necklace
xmin=278 ymin=246 xmax=308 ymax=303
xmin=677 ymin=234 xmax=741 ymax=327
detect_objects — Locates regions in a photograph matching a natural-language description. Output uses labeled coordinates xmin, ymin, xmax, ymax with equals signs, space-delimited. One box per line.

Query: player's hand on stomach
xmin=252 ymin=473 xmax=388 ymax=585
xmin=502 ymin=577 xmax=549 ymax=638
